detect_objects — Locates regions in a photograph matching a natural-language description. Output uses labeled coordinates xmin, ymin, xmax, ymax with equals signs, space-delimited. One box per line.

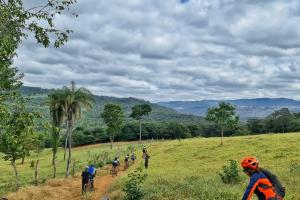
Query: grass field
xmin=109 ymin=133 xmax=300 ymax=200
xmin=0 ymin=141 xmax=141 ymax=196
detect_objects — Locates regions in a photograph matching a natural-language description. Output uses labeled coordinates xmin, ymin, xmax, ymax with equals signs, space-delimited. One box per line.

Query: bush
xmin=218 ymin=160 xmax=240 ymax=184
xmin=122 ymin=167 xmax=147 ymax=200
xmin=87 ymin=151 xmax=108 ymax=168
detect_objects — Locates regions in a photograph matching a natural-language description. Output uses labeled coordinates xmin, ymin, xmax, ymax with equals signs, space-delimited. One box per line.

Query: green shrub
xmin=87 ymin=151 xmax=107 ymax=168
xmin=122 ymin=167 xmax=147 ymax=200
xmin=218 ymin=160 xmax=240 ymax=184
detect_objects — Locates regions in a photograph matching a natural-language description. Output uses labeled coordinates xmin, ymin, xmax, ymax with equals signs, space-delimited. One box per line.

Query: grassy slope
xmin=0 ymin=141 xmax=141 ymax=196
xmin=110 ymin=133 xmax=300 ymax=200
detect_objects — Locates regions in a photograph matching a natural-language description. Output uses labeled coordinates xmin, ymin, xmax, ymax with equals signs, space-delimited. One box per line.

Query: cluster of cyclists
xmin=82 ymin=146 xmax=150 ymax=195
xmin=82 ymin=145 xmax=285 ymax=200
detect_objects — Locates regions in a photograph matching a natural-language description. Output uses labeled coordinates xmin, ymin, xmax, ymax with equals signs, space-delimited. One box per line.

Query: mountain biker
xmin=241 ymin=157 xmax=285 ymax=200
xmin=131 ymin=153 xmax=136 ymax=163
xmin=81 ymin=166 xmax=90 ymax=194
xmin=142 ymin=146 xmax=147 ymax=158
xmin=124 ymin=154 xmax=129 ymax=169
xmin=112 ymin=157 xmax=119 ymax=176
xmin=88 ymin=165 xmax=96 ymax=190
xmin=144 ymin=153 xmax=150 ymax=169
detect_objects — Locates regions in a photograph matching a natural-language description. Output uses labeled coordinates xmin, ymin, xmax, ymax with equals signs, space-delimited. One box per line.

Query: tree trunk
xmin=66 ymin=121 xmax=72 ymax=178
xmin=72 ymin=160 xmax=76 ymax=177
xmin=139 ymin=119 xmax=142 ymax=145
xmin=52 ymin=149 xmax=57 ymax=178
xmin=11 ymin=160 xmax=19 ymax=190
xmin=110 ymin=133 xmax=114 ymax=149
xmin=63 ymin=133 xmax=68 ymax=161
xmin=220 ymin=127 xmax=224 ymax=145
xmin=35 ymin=159 xmax=39 ymax=185
xmin=21 ymin=156 xmax=25 ymax=165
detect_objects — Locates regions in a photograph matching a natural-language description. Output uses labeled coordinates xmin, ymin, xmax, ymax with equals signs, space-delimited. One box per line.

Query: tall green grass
xmin=110 ymin=133 xmax=300 ymax=200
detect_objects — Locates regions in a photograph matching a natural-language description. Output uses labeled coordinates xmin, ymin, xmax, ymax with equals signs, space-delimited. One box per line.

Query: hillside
xmin=5 ymin=133 xmax=300 ymax=200
xmin=21 ymin=86 xmax=205 ymax=127
xmin=109 ymin=133 xmax=300 ymax=200
xmin=158 ymin=98 xmax=300 ymax=121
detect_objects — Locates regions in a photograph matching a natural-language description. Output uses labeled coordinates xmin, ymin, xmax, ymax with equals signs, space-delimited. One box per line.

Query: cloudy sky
xmin=15 ymin=0 xmax=300 ymax=102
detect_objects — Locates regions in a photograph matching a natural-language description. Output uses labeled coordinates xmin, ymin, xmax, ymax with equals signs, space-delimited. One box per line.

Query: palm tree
xmin=62 ymin=81 xmax=95 ymax=177
xmin=47 ymin=90 xmax=65 ymax=178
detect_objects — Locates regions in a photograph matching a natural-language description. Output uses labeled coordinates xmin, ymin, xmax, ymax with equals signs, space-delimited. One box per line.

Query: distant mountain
xmin=21 ymin=86 xmax=205 ymax=127
xmin=20 ymin=86 xmax=53 ymax=95
xmin=158 ymin=98 xmax=300 ymax=121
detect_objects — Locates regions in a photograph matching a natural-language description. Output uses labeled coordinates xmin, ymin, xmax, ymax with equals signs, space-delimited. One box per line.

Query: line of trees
xmin=247 ymin=108 xmax=300 ymax=134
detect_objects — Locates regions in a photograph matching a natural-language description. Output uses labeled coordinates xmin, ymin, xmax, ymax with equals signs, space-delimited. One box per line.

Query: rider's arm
xmin=242 ymin=173 xmax=261 ymax=200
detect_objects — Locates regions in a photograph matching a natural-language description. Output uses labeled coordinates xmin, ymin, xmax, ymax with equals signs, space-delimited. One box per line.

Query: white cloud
xmin=14 ymin=0 xmax=300 ymax=101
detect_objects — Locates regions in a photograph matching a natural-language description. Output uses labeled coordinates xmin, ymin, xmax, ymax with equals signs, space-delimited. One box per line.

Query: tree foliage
xmin=206 ymin=102 xmax=239 ymax=145
xmin=130 ymin=104 xmax=152 ymax=144
xmin=0 ymin=0 xmax=77 ymax=102
xmin=130 ymin=104 xmax=152 ymax=120
xmin=101 ymin=104 xmax=125 ymax=149
xmin=0 ymin=97 xmax=40 ymax=189
xmin=58 ymin=81 xmax=94 ymax=177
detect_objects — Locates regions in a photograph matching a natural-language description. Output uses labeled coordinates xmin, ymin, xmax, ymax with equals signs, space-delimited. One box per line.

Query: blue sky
xmin=16 ymin=0 xmax=300 ymax=102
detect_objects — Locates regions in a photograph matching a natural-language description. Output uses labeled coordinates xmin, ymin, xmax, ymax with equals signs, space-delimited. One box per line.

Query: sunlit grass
xmin=110 ymin=133 xmax=300 ymax=200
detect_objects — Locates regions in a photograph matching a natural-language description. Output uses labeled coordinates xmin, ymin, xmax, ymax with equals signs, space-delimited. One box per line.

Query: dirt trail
xmin=6 ymin=167 xmax=125 ymax=200
xmin=91 ymin=168 xmax=124 ymax=200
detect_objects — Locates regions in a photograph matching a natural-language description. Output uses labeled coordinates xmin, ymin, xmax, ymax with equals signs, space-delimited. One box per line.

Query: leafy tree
xmin=247 ymin=119 xmax=265 ymax=134
xmin=47 ymin=90 xmax=65 ymax=178
xmin=271 ymin=108 xmax=293 ymax=133
xmin=163 ymin=121 xmax=191 ymax=139
xmin=130 ymin=104 xmax=152 ymax=144
xmin=60 ymin=81 xmax=95 ymax=177
xmin=101 ymin=104 xmax=125 ymax=149
xmin=0 ymin=98 xmax=39 ymax=190
xmin=0 ymin=0 xmax=77 ymax=101
xmin=206 ymin=102 xmax=239 ymax=145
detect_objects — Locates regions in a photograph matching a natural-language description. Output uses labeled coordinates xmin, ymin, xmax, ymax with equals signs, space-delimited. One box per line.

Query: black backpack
xmin=261 ymin=169 xmax=285 ymax=198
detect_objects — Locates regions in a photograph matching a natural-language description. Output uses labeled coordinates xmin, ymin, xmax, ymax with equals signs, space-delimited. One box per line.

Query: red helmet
xmin=241 ymin=157 xmax=259 ymax=170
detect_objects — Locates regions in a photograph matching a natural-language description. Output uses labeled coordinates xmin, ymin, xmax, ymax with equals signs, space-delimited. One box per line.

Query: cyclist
xmin=88 ymin=165 xmax=96 ymax=190
xmin=241 ymin=157 xmax=285 ymax=200
xmin=111 ymin=157 xmax=119 ymax=176
xmin=81 ymin=166 xmax=90 ymax=194
xmin=142 ymin=146 xmax=147 ymax=158
xmin=124 ymin=154 xmax=129 ymax=169
xmin=144 ymin=153 xmax=150 ymax=169
xmin=131 ymin=153 xmax=136 ymax=163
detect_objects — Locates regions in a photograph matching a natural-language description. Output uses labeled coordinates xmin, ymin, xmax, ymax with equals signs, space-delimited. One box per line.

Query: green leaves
xmin=218 ymin=160 xmax=241 ymax=184
xmin=130 ymin=104 xmax=152 ymax=120
xmin=0 ymin=97 xmax=41 ymax=162
xmin=101 ymin=104 xmax=125 ymax=134
xmin=206 ymin=102 xmax=239 ymax=130
xmin=123 ymin=167 xmax=148 ymax=200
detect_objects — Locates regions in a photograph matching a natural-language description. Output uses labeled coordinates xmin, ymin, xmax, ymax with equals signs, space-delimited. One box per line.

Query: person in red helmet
xmin=241 ymin=157 xmax=285 ymax=200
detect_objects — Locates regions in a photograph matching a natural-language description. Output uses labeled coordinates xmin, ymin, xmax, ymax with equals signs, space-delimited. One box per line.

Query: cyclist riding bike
xmin=241 ymin=157 xmax=285 ymax=200
xmin=111 ymin=157 xmax=119 ymax=176
xmin=131 ymin=153 xmax=136 ymax=163
xmin=88 ymin=165 xmax=96 ymax=190
xmin=142 ymin=146 xmax=147 ymax=158
xmin=81 ymin=166 xmax=90 ymax=194
xmin=124 ymin=154 xmax=129 ymax=169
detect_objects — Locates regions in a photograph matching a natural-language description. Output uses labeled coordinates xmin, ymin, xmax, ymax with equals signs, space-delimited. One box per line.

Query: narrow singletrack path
xmin=6 ymin=167 xmax=125 ymax=200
